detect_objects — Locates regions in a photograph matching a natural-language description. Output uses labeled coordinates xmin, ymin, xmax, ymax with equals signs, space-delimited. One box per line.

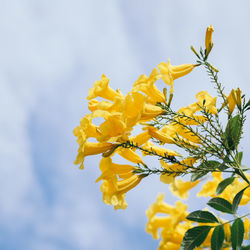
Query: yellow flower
xmin=227 ymin=88 xmax=242 ymax=114
xmin=74 ymin=141 xmax=116 ymax=169
xmin=195 ymin=91 xmax=218 ymax=115
xmin=144 ymin=126 xmax=175 ymax=144
xmin=100 ymin=171 xmax=144 ymax=210
xmin=146 ymin=193 xmax=173 ymax=219
xmin=88 ymin=99 xmax=112 ymax=112
xmin=170 ymin=179 xmax=199 ymax=199
xmin=96 ymin=157 xmax=136 ymax=182
xmin=142 ymin=141 xmax=181 ymax=157
xmin=130 ymin=131 xmax=151 ymax=146
xmin=87 ymin=74 xmax=123 ymax=101
xmin=97 ymin=113 xmax=127 ymax=142
xmin=158 ymin=59 xmax=195 ymax=94
xmin=122 ymin=92 xmax=145 ymax=128
xmin=197 ymin=172 xmax=222 ymax=197
xmin=73 ymin=114 xmax=100 ymax=145
xmin=117 ymin=147 xmax=144 ymax=164
xmin=132 ymin=68 xmax=165 ymax=104
xmin=244 ymin=217 xmax=249 ymax=239
xmin=140 ymin=103 xmax=163 ymax=122
xmin=205 ymin=25 xmax=214 ymax=56
xmin=160 ymin=158 xmax=197 ymax=184
xmin=146 ymin=194 xmax=189 ymax=247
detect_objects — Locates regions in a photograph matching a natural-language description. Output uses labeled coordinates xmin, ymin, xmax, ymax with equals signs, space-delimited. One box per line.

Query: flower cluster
xmin=74 ymin=25 xmax=250 ymax=249
xmin=73 ymin=60 xmax=197 ymax=209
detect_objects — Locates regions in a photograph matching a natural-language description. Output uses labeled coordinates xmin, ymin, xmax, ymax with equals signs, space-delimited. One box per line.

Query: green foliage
xmin=232 ymin=186 xmax=250 ymax=214
xmin=224 ymin=114 xmax=242 ymax=151
xmin=231 ymin=218 xmax=244 ymax=250
xmin=215 ymin=177 xmax=235 ymax=195
xmin=186 ymin=210 xmax=218 ymax=223
xmin=211 ymin=225 xmax=225 ymax=250
xmin=207 ymin=197 xmax=233 ymax=214
xmin=180 ymin=226 xmax=212 ymax=250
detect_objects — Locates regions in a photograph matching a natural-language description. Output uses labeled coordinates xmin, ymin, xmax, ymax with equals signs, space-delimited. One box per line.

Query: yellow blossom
xmin=227 ymin=88 xmax=242 ymax=114
xmin=197 ymin=172 xmax=223 ymax=197
xmin=140 ymin=103 xmax=163 ymax=121
xmin=170 ymin=179 xmax=199 ymax=199
xmin=158 ymin=59 xmax=195 ymax=93
xmin=97 ymin=113 xmax=127 ymax=142
xmin=130 ymin=131 xmax=151 ymax=146
xmin=142 ymin=141 xmax=180 ymax=157
xmin=132 ymin=68 xmax=165 ymax=104
xmin=87 ymin=74 xmax=123 ymax=101
xmin=96 ymin=157 xmax=136 ymax=183
xmin=205 ymin=25 xmax=214 ymax=56
xmin=160 ymin=158 xmax=197 ymax=184
xmin=74 ymin=141 xmax=116 ymax=168
xmin=244 ymin=217 xmax=250 ymax=239
xmin=100 ymin=171 xmax=144 ymax=210
xmin=144 ymin=126 xmax=175 ymax=144
xmin=146 ymin=194 xmax=189 ymax=248
xmin=196 ymin=91 xmax=218 ymax=115
xmin=117 ymin=147 xmax=144 ymax=164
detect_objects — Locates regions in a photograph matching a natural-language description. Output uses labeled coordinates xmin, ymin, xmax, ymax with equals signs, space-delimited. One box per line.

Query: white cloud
xmin=0 ymin=0 xmax=250 ymax=249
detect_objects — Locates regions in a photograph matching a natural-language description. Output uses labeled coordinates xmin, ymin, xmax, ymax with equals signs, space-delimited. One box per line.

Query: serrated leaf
xmin=225 ymin=114 xmax=242 ymax=151
xmin=187 ymin=210 xmax=218 ymax=223
xmin=211 ymin=225 xmax=225 ymax=250
xmin=180 ymin=226 xmax=212 ymax=250
xmin=232 ymin=185 xmax=250 ymax=214
xmin=207 ymin=197 xmax=233 ymax=214
xmin=216 ymin=177 xmax=235 ymax=195
xmin=236 ymin=152 xmax=243 ymax=165
xmin=231 ymin=218 xmax=244 ymax=250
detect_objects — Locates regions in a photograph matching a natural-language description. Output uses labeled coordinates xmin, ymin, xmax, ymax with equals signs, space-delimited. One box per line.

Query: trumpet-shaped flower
xmin=227 ymin=88 xmax=242 ymax=114
xmin=197 ymin=172 xmax=223 ymax=197
xmin=205 ymin=25 xmax=214 ymax=56
xmin=160 ymin=158 xmax=197 ymax=184
xmin=146 ymin=194 xmax=189 ymax=243
xmin=117 ymin=147 xmax=144 ymax=164
xmin=74 ymin=141 xmax=116 ymax=169
xmin=140 ymin=103 xmax=163 ymax=121
xmin=195 ymin=91 xmax=218 ymax=115
xmin=142 ymin=141 xmax=180 ymax=157
xmin=97 ymin=113 xmax=127 ymax=142
xmin=158 ymin=59 xmax=195 ymax=93
xmin=99 ymin=163 xmax=145 ymax=210
xmin=132 ymin=68 xmax=165 ymax=104
xmin=144 ymin=126 xmax=175 ymax=144
xmin=170 ymin=179 xmax=199 ymax=199
xmin=87 ymin=74 xmax=123 ymax=101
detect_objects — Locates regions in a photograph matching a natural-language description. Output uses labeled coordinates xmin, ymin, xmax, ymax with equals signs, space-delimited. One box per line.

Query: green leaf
xmin=232 ymin=185 xmax=250 ymax=214
xmin=224 ymin=114 xmax=242 ymax=151
xmin=215 ymin=177 xmax=235 ymax=195
xmin=231 ymin=218 xmax=244 ymax=250
xmin=236 ymin=152 xmax=243 ymax=165
xmin=205 ymin=161 xmax=221 ymax=169
xmin=191 ymin=171 xmax=208 ymax=182
xmin=187 ymin=210 xmax=218 ymax=223
xmin=241 ymin=245 xmax=250 ymax=250
xmin=180 ymin=226 xmax=212 ymax=250
xmin=207 ymin=197 xmax=233 ymax=214
xmin=211 ymin=225 xmax=225 ymax=250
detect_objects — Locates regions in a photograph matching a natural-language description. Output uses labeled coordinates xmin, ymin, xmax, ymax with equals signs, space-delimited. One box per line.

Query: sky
xmin=0 ymin=1 xmax=250 ymax=249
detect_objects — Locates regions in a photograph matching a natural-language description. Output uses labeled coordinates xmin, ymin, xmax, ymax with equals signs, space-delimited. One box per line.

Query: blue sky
xmin=0 ymin=1 xmax=250 ymax=249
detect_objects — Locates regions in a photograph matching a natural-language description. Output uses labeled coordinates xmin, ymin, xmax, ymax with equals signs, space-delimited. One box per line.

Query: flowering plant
xmin=74 ymin=26 xmax=250 ymax=249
